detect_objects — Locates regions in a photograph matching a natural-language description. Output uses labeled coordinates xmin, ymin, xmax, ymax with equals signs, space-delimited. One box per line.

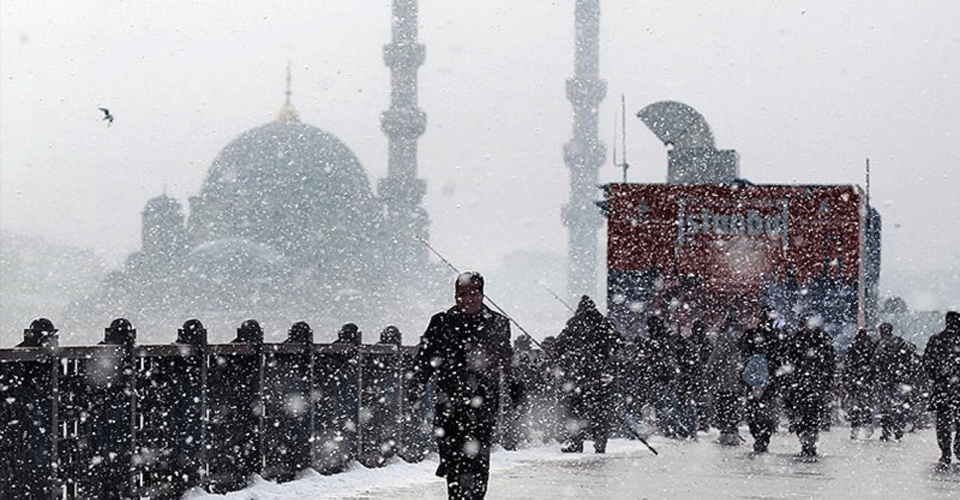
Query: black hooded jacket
xmin=555 ymin=296 xmax=621 ymax=392
xmin=923 ymin=315 xmax=960 ymax=407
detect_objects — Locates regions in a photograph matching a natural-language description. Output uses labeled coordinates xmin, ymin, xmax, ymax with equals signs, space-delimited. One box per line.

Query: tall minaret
xmin=562 ymin=0 xmax=606 ymax=301
xmin=379 ymin=0 xmax=429 ymax=272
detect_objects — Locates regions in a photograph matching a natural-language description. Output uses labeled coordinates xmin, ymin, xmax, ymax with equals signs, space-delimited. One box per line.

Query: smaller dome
xmin=185 ymin=238 xmax=289 ymax=284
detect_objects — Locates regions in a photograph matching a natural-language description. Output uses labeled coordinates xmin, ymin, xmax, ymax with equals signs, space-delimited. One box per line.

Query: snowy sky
xmin=2 ymin=0 xmax=959 ymax=310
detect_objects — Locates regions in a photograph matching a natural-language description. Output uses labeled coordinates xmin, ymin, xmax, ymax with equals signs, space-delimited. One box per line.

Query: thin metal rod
xmin=621 ymin=93 xmax=629 ymax=183
xmin=539 ymin=282 xmax=575 ymax=312
xmin=415 ymin=237 xmax=545 ymax=349
xmin=621 ymin=94 xmax=627 ymax=163
xmin=865 ymin=158 xmax=871 ymax=208
xmin=612 ymin=113 xmax=618 ymax=169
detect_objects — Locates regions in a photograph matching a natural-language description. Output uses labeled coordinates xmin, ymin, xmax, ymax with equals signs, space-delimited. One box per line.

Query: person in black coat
xmin=501 ymin=334 xmax=543 ymax=450
xmin=689 ymin=320 xmax=715 ymax=432
xmin=706 ymin=314 xmax=745 ymax=446
xmin=407 ymin=272 xmax=513 ymax=500
xmin=645 ymin=315 xmax=683 ymax=438
xmin=555 ymin=295 xmax=621 ymax=453
xmin=871 ymin=323 xmax=912 ymax=441
xmin=675 ymin=321 xmax=706 ymax=439
xmin=738 ymin=307 xmax=782 ymax=454
xmin=922 ymin=311 xmax=960 ymax=466
xmin=842 ymin=328 xmax=876 ymax=439
xmin=900 ymin=340 xmax=927 ymax=432
xmin=783 ymin=314 xmax=836 ymax=458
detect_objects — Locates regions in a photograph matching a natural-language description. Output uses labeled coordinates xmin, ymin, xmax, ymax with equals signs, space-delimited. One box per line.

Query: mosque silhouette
xmin=66 ymin=1 xmax=609 ymax=342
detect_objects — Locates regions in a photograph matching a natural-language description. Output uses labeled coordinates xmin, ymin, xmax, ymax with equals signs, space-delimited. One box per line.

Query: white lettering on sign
xmin=676 ymin=198 xmax=790 ymax=249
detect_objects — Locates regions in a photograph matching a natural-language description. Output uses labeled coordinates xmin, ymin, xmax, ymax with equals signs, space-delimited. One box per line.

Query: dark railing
xmin=0 ymin=318 xmax=451 ymax=499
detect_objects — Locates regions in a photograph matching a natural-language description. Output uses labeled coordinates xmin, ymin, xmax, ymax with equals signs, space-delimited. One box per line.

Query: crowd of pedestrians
xmin=495 ymin=302 xmax=960 ymax=468
xmin=398 ymin=273 xmax=957 ymax=499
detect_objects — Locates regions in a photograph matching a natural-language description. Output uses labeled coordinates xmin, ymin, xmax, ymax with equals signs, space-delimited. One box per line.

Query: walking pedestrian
xmin=555 ymin=295 xmax=621 ymax=453
xmin=406 ymin=272 xmax=513 ymax=499
xmin=690 ymin=320 xmax=715 ymax=432
xmin=645 ymin=315 xmax=683 ymax=438
xmin=872 ymin=323 xmax=911 ymax=441
xmin=502 ymin=334 xmax=540 ymax=450
xmin=922 ymin=311 xmax=960 ymax=466
xmin=783 ymin=314 xmax=836 ymax=459
xmin=706 ymin=314 xmax=745 ymax=446
xmin=739 ymin=307 xmax=782 ymax=454
xmin=675 ymin=320 xmax=705 ymax=439
xmin=843 ymin=328 xmax=876 ymax=439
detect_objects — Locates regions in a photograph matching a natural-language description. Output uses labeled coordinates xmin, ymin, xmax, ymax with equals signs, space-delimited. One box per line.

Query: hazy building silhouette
xmin=73 ymin=3 xmax=444 ymax=341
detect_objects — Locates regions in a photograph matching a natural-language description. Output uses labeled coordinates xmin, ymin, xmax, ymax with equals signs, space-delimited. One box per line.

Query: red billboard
xmin=605 ymin=183 xmax=869 ymax=334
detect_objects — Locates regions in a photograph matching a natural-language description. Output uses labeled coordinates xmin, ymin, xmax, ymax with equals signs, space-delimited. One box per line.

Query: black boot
xmin=798 ymin=432 xmax=818 ymax=459
xmin=954 ymin=432 xmax=960 ymax=462
xmin=594 ymin=440 xmax=606 ymax=454
xmin=752 ymin=440 xmax=768 ymax=454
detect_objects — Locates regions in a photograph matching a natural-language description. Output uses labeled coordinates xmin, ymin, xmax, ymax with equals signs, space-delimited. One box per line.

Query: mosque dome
xmin=200 ymin=120 xmax=373 ymax=205
xmin=187 ymin=117 xmax=380 ymax=263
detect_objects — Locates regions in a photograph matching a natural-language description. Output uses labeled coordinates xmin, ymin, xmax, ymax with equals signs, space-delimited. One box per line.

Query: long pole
xmin=415 ymin=243 xmax=659 ymax=454
xmin=416 ymin=237 xmax=546 ymax=349
xmin=539 ymin=282 xmax=575 ymax=313
xmin=624 ymin=425 xmax=659 ymax=455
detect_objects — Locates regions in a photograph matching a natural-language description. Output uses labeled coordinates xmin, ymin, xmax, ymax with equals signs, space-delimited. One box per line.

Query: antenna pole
xmin=612 ymin=113 xmax=618 ymax=170
xmin=620 ymin=94 xmax=629 ymax=183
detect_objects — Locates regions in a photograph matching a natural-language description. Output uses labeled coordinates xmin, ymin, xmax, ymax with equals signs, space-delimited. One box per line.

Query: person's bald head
xmin=455 ymin=271 xmax=484 ymax=314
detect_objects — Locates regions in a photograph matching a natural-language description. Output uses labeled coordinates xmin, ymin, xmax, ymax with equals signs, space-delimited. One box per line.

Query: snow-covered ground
xmin=185 ymin=425 xmax=960 ymax=499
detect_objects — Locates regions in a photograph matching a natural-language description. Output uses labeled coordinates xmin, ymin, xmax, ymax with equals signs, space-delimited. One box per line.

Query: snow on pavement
xmin=186 ymin=426 xmax=960 ymax=499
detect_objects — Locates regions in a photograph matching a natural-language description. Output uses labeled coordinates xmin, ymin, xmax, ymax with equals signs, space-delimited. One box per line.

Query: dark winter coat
xmin=691 ymin=326 xmax=714 ymax=393
xmin=842 ymin=331 xmax=875 ymax=393
xmin=843 ymin=331 xmax=876 ymax=391
xmin=902 ymin=342 xmax=927 ymax=406
xmin=738 ymin=322 xmax=781 ymax=389
xmin=408 ymin=304 xmax=513 ymax=442
xmin=555 ymin=297 xmax=621 ymax=393
xmin=922 ymin=326 xmax=960 ymax=408
xmin=779 ymin=323 xmax=835 ymax=436
xmin=784 ymin=325 xmax=836 ymax=400
xmin=644 ymin=317 xmax=679 ymax=386
xmin=706 ymin=322 xmax=744 ymax=394
xmin=872 ymin=334 xmax=914 ymax=392
xmin=509 ymin=348 xmax=546 ymax=405
xmin=676 ymin=333 xmax=704 ymax=399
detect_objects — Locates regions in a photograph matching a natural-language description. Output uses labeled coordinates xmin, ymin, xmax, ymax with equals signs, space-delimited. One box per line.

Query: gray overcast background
xmin=2 ymin=0 xmax=958 ymax=316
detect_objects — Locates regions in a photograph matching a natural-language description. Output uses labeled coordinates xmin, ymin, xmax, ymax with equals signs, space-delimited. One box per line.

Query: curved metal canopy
xmin=637 ymin=101 xmax=715 ymax=150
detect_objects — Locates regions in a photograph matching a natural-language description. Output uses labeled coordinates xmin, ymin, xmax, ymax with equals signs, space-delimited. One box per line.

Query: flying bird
xmin=98 ymin=107 xmax=113 ymax=126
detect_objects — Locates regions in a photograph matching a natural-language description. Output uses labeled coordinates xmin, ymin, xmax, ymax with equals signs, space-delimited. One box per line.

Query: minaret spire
xmin=276 ymin=61 xmax=300 ymax=123
xmin=562 ymin=0 xmax=606 ymax=302
xmin=379 ymin=0 xmax=429 ymax=270
xmin=285 ymin=62 xmax=293 ymax=106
